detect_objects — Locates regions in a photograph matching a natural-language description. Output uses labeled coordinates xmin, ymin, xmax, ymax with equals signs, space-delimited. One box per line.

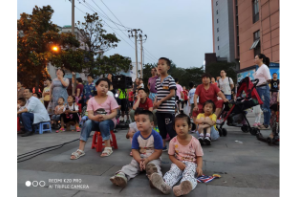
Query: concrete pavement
xmin=17 ymin=113 xmax=279 ymax=197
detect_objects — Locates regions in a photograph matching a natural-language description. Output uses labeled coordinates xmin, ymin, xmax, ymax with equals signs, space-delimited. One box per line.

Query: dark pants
xmin=61 ymin=113 xmax=80 ymax=123
xmin=44 ymin=101 xmax=49 ymax=109
xmin=155 ymin=112 xmax=177 ymax=139
xmin=21 ymin=112 xmax=34 ymax=132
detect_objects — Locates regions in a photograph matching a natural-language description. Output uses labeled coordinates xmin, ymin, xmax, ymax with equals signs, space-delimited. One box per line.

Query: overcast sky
xmin=17 ymin=0 xmax=213 ymax=69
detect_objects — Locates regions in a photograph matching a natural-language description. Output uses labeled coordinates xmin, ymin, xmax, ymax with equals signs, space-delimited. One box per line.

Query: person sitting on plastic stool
xmin=17 ymin=88 xmax=50 ymax=137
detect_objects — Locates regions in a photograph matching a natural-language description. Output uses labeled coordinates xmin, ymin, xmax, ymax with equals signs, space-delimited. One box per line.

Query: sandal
xmin=76 ymin=127 xmax=81 ymax=132
xmin=101 ymin=147 xmax=113 ymax=157
xmin=70 ymin=149 xmax=85 ymax=160
xmin=56 ymin=127 xmax=65 ymax=133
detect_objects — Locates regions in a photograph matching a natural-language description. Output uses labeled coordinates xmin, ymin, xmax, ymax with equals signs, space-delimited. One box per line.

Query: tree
xmin=77 ymin=13 xmax=120 ymax=75
xmin=205 ymin=61 xmax=237 ymax=83
xmin=17 ymin=5 xmax=82 ymax=91
xmin=95 ymin=54 xmax=132 ymax=77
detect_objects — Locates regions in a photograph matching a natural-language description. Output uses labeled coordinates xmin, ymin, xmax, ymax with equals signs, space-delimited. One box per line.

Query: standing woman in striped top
xmin=154 ymin=57 xmax=177 ymax=151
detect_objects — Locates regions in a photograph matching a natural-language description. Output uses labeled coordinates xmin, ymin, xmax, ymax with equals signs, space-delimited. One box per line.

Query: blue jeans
xmin=80 ymin=119 xmax=114 ymax=142
xmin=149 ymin=92 xmax=157 ymax=102
xmin=196 ymin=126 xmax=219 ymax=141
xmin=21 ymin=112 xmax=34 ymax=132
xmin=225 ymin=95 xmax=232 ymax=100
xmin=256 ymin=85 xmax=271 ymax=126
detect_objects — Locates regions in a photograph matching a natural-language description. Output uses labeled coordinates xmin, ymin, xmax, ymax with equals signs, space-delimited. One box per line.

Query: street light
xmin=52 ymin=46 xmax=59 ymax=52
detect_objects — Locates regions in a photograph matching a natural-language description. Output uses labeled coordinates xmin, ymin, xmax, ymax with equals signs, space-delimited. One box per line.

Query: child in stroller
xmin=216 ymin=77 xmax=263 ymax=136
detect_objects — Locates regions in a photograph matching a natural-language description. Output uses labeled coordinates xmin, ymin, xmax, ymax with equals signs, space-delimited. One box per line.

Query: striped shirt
xmin=155 ymin=75 xmax=176 ymax=113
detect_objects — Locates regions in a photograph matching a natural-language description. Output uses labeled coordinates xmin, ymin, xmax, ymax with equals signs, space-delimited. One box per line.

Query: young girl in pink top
xmin=151 ymin=113 xmax=204 ymax=196
xmin=70 ymin=78 xmax=119 ymax=159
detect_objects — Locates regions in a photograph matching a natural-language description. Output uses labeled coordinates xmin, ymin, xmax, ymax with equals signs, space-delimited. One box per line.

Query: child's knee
xmin=146 ymin=163 xmax=158 ymax=176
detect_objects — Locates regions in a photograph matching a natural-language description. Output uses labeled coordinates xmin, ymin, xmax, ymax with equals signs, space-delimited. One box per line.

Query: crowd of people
xmin=17 ymin=53 xmax=279 ymax=196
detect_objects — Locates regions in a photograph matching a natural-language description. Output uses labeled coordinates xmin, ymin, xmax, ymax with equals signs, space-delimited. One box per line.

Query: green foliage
xmin=95 ymin=54 xmax=132 ymax=77
xmin=17 ymin=5 xmax=82 ymax=90
xmin=77 ymin=13 xmax=121 ymax=75
xmin=205 ymin=61 xmax=237 ymax=83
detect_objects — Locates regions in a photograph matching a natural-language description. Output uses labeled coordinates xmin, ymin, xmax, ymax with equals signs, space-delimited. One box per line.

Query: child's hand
xmin=196 ymin=167 xmax=203 ymax=176
xmin=177 ymin=162 xmax=186 ymax=171
xmin=153 ymin=100 xmax=162 ymax=109
xmin=140 ymin=158 xmax=149 ymax=171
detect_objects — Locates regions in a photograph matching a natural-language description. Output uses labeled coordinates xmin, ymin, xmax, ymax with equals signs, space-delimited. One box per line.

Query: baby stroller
xmin=217 ymin=77 xmax=263 ymax=136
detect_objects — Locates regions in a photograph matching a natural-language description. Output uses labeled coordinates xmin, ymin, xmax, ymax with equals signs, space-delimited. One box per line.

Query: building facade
xmin=212 ymin=0 xmax=238 ymax=66
xmin=211 ymin=0 xmax=279 ymax=72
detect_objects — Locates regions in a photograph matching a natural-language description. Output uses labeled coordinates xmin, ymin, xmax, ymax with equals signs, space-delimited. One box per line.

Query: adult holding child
xmin=70 ymin=78 xmax=119 ymax=159
xmin=48 ymin=68 xmax=69 ymax=115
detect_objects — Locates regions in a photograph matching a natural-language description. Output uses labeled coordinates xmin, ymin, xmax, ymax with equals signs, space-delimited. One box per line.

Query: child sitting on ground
xmin=151 ymin=113 xmax=204 ymax=196
xmin=196 ymin=100 xmax=220 ymax=145
xmin=110 ymin=110 xmax=165 ymax=192
xmin=52 ymin=97 xmax=65 ymax=128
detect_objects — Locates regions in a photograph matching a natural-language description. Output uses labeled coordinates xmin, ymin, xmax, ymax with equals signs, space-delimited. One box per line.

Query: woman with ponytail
xmin=253 ymin=54 xmax=272 ymax=130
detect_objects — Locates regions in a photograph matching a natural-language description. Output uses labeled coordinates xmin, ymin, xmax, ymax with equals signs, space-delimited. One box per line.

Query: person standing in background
xmin=211 ymin=77 xmax=218 ymax=87
xmin=81 ymin=74 xmax=96 ymax=108
xmin=148 ymin=68 xmax=159 ymax=102
xmin=218 ymin=70 xmax=234 ymax=100
xmin=253 ymin=53 xmax=272 ymax=130
xmin=75 ymin=78 xmax=84 ymax=104
xmin=175 ymin=78 xmax=184 ymax=111
xmin=42 ymin=78 xmax=52 ymax=109
xmin=48 ymin=68 xmax=69 ymax=116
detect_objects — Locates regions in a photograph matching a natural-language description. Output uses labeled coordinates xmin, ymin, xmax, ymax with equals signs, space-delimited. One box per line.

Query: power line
xmin=70 ymin=0 xmax=157 ymax=63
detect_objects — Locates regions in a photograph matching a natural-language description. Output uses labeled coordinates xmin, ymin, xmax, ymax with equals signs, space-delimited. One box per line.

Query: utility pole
xmin=138 ymin=34 xmax=147 ymax=78
xmin=71 ymin=0 xmax=76 ymax=96
xmin=128 ymin=29 xmax=142 ymax=79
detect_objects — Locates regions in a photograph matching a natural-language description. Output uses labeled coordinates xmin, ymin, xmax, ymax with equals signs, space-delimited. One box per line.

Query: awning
xmin=250 ymin=39 xmax=260 ymax=49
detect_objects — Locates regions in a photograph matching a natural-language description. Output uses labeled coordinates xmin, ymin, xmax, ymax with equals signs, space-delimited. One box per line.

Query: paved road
xmin=17 ymin=113 xmax=279 ymax=197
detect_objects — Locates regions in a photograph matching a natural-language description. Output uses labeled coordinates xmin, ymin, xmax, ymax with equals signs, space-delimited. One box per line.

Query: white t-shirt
xmin=218 ymin=77 xmax=234 ymax=95
xmin=188 ymin=88 xmax=198 ymax=104
xmin=66 ymin=103 xmax=79 ymax=111
xmin=254 ymin=64 xmax=272 ymax=86
xmin=139 ymin=83 xmax=144 ymax=88
xmin=107 ymin=91 xmax=114 ymax=97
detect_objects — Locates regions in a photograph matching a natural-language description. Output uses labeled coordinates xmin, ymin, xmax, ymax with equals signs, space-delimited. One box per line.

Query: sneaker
xmin=56 ymin=127 xmax=65 ymax=133
xmin=110 ymin=172 xmax=127 ymax=187
xmin=162 ymin=145 xmax=168 ymax=152
xmin=204 ymin=136 xmax=211 ymax=145
xmin=258 ymin=124 xmax=270 ymax=130
xmin=253 ymin=123 xmax=258 ymax=127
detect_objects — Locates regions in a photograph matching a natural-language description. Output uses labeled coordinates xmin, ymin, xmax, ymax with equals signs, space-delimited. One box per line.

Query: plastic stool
xmin=91 ymin=131 xmax=118 ymax=152
xmin=17 ymin=117 xmax=20 ymax=131
xmin=35 ymin=122 xmax=52 ymax=134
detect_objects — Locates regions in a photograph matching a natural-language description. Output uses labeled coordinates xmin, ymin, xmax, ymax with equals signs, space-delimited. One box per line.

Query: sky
xmin=17 ymin=0 xmax=213 ymax=69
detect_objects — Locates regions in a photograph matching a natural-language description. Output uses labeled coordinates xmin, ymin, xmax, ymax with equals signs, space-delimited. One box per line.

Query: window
xmin=250 ymin=30 xmax=261 ymax=56
xmin=216 ymin=10 xmax=218 ymax=15
xmin=253 ymin=0 xmax=259 ymax=23
xmin=216 ymin=1 xmax=218 ymax=6
xmin=217 ymin=28 xmax=219 ymax=32
xmin=217 ymin=36 xmax=219 ymax=41
xmin=217 ymin=19 xmax=219 ymax=23
xmin=218 ymin=46 xmax=220 ymax=50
